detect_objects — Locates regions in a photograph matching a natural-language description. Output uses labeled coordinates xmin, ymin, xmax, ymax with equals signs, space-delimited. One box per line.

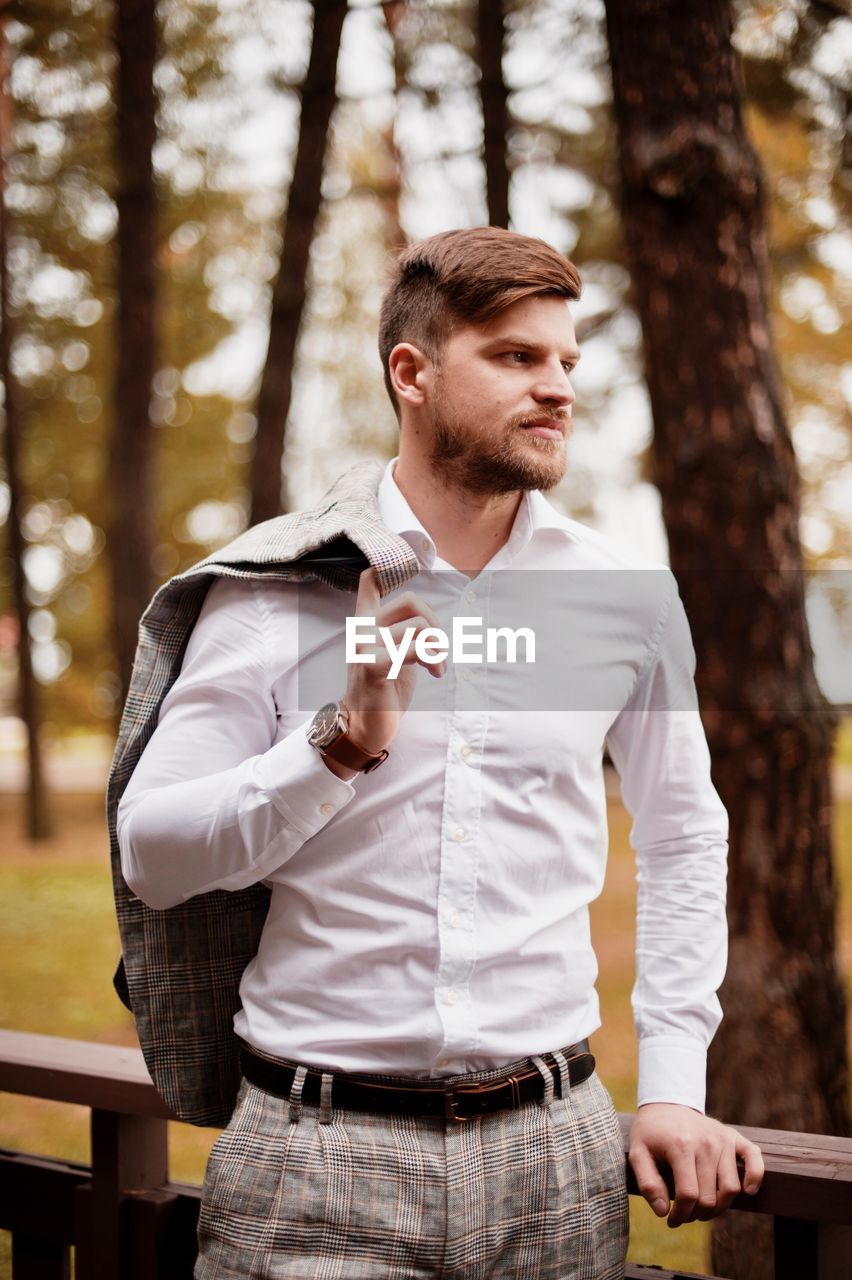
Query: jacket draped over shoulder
xmin=107 ymin=459 xmax=420 ymax=1126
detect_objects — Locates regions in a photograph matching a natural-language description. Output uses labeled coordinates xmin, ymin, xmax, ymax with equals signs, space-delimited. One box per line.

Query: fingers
xmin=665 ymin=1149 xmax=699 ymax=1228
xmin=356 ymin=572 xmax=435 ymax=629
xmin=631 ymin=1112 xmax=766 ymax=1231
xmin=706 ymin=1141 xmax=743 ymax=1218
xmin=355 ymin=566 xmax=382 ymax=613
xmin=351 ymin=577 xmax=447 ymax=680
xmin=628 ymin=1142 xmax=671 ymax=1219
xmin=736 ymin=1133 xmax=765 ymax=1196
xmin=376 ymin=589 xmax=442 ymax=633
xmin=366 ymin=618 xmax=447 ymax=679
xmin=354 ymin=575 xmax=443 ymax=647
xmin=667 ymin=1129 xmax=764 ymax=1227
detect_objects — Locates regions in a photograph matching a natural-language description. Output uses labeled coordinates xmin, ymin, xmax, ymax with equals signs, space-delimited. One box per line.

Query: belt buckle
xmin=444 ymin=1083 xmax=467 ymax=1123
xmin=444 ymin=1073 xmax=522 ymax=1122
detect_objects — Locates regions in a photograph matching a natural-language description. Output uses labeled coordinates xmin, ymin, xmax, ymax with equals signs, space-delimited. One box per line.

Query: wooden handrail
xmin=2 ymin=1029 xmax=850 ymax=1225
xmin=1 ymin=1028 xmax=851 ymax=1279
xmin=0 ymin=1029 xmax=172 ymax=1118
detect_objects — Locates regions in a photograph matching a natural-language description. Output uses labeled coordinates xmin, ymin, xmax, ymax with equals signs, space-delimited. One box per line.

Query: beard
xmin=428 ymin=396 xmax=570 ymax=495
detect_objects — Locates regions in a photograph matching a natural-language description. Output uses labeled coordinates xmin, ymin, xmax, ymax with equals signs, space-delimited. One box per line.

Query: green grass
xmin=1 ymin=767 xmax=851 ymax=1278
xmin=836 ymin=716 xmax=852 ymax=769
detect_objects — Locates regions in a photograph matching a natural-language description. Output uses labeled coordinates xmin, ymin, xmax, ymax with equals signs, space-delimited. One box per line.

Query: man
xmin=116 ymin=227 xmax=764 ymax=1279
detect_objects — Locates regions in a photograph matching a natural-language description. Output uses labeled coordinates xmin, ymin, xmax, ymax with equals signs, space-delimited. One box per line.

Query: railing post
xmin=10 ymin=1235 xmax=71 ymax=1280
xmin=123 ymin=1188 xmax=200 ymax=1280
xmin=773 ymin=1210 xmax=852 ymax=1278
xmin=74 ymin=1108 xmax=169 ymax=1280
xmin=817 ymin=1223 xmax=852 ymax=1280
xmin=773 ymin=1216 xmax=819 ymax=1279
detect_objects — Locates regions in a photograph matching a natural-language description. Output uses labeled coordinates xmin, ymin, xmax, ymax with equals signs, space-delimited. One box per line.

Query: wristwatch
xmin=306 ymin=701 xmax=389 ymax=774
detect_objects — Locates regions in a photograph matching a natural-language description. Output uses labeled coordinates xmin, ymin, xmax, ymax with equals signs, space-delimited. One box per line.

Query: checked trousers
xmin=194 ymin=1048 xmax=629 ymax=1279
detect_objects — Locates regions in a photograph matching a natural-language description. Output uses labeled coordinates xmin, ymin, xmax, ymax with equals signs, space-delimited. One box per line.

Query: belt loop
xmin=531 ymin=1054 xmax=555 ymax=1109
xmin=551 ymin=1049 xmax=572 ymax=1100
xmin=288 ymin=1064 xmax=308 ymax=1124
xmin=318 ymin=1071 xmax=334 ymax=1125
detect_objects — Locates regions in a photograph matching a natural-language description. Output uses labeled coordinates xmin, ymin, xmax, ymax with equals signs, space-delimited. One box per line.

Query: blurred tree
xmin=735 ymin=0 xmax=852 ymax=565
xmin=287 ymin=106 xmax=404 ymax=505
xmin=110 ymin=0 xmax=157 ymax=699
xmin=0 ymin=1 xmax=118 ymax=736
xmin=603 ymin=3 xmax=849 ymax=1277
xmin=250 ymin=0 xmax=348 ymax=522
xmin=380 ymin=0 xmax=406 ymax=251
xmin=0 ymin=0 xmax=251 ymax=733
xmin=0 ymin=0 xmax=52 ymax=838
xmin=476 ymin=0 xmax=510 ymax=228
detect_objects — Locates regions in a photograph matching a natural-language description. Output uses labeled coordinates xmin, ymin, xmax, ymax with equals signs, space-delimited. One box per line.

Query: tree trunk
xmin=381 ymin=0 xmax=407 ymax=253
xmin=476 ymin=0 xmax=510 ymax=229
xmin=110 ymin=0 xmax=157 ymax=700
xmin=0 ymin=7 xmax=53 ymax=839
xmin=0 ymin=12 xmax=51 ymax=849
xmin=602 ymin=2 xmax=849 ymax=1276
xmin=250 ymin=0 xmax=347 ymax=524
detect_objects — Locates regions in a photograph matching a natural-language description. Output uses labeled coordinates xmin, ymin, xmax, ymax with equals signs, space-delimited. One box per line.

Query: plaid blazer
xmin=107 ymin=459 xmax=420 ymax=1126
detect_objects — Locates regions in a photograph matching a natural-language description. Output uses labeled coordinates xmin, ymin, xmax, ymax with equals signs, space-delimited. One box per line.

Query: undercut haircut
xmin=378 ymin=227 xmax=582 ymax=415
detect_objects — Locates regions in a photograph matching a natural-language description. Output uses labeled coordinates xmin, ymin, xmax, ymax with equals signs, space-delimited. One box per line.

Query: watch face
xmin=308 ymin=701 xmax=341 ymax=749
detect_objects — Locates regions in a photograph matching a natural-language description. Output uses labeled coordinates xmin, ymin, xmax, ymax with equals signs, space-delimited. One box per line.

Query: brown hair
xmin=378 ymin=227 xmax=582 ymax=414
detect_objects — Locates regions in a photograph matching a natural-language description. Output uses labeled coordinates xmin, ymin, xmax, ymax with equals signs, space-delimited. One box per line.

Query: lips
xmin=520 ymin=419 xmax=566 ymax=440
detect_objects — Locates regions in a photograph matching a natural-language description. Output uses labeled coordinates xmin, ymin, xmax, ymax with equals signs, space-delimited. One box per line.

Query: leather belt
xmin=240 ymin=1041 xmax=594 ymax=1123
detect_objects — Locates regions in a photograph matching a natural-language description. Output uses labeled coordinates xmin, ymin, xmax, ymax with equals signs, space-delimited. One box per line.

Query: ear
xmin=388 ymin=343 xmax=431 ymax=409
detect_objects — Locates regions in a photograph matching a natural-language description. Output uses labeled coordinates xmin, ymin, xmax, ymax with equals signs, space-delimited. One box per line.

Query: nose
xmin=531 ymin=359 xmax=575 ymax=409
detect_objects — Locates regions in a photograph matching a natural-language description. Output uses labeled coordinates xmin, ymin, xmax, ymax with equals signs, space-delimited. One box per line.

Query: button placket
xmin=433 ymin=702 xmax=487 ymax=1062
xmin=431 ymin=580 xmax=493 ymax=1064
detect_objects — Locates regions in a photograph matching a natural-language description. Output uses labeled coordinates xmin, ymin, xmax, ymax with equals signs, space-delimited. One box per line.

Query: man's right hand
xmin=341 ymin=566 xmax=446 ymax=756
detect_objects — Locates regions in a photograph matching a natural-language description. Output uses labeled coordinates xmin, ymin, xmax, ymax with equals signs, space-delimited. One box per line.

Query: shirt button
xmin=458 ymin=744 xmax=472 ymax=761
xmin=445 ymin=990 xmax=459 ymax=1005
xmin=436 ymin=1058 xmax=450 ymax=1069
xmin=464 ymin=588 xmax=477 ymax=604
xmin=450 ymin=912 xmax=462 ymax=929
xmin=452 ymin=827 xmax=467 ymax=843
xmin=319 ymin=802 xmax=335 ymax=816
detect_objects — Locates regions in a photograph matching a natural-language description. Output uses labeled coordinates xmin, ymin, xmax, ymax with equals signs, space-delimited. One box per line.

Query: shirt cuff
xmin=254 ymin=717 xmax=356 ymax=836
xmin=637 ymin=1035 xmax=708 ymax=1113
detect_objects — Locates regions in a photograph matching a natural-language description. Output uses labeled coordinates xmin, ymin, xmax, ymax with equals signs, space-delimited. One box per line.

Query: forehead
xmin=455 ymin=293 xmax=577 ymax=347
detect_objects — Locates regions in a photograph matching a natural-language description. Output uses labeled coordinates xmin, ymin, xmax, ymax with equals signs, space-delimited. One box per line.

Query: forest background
xmin=0 ymin=1 xmax=850 ymax=1278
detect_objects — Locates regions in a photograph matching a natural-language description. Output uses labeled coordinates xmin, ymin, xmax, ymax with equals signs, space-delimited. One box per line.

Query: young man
xmin=116 ymin=227 xmax=764 ymax=1279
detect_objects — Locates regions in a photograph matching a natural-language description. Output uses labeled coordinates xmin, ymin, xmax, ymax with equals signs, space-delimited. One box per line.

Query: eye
xmin=508 ymin=351 xmax=528 ymax=363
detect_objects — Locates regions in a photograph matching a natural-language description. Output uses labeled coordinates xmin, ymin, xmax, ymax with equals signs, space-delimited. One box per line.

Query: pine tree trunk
xmin=250 ymin=0 xmax=347 ymax=524
xmin=110 ymin=0 xmax=157 ymax=699
xmin=0 ymin=9 xmax=52 ymax=840
xmin=381 ymin=0 xmax=407 ymax=253
xmin=602 ymin=2 xmax=850 ymax=1275
xmin=476 ymin=0 xmax=510 ymax=229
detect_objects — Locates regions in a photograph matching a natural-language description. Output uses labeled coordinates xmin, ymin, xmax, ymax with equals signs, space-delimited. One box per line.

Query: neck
xmin=392 ymin=447 xmax=523 ymax=578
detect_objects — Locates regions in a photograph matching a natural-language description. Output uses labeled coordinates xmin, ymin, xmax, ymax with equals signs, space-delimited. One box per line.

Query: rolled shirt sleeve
xmin=117 ymin=576 xmax=355 ymax=911
xmin=605 ymin=572 xmax=729 ymax=1113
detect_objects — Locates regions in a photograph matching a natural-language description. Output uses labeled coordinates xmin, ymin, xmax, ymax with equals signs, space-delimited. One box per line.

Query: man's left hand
xmin=629 ymin=1102 xmax=765 ymax=1228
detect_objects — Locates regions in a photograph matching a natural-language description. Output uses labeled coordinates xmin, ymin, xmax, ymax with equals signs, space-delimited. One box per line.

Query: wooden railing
xmin=1 ymin=1030 xmax=851 ymax=1280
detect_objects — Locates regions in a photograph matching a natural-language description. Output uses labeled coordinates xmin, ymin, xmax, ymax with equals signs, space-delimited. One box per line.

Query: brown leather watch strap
xmin=322 ymin=704 xmax=388 ymax=774
xmin=323 ymin=732 xmax=388 ymax=774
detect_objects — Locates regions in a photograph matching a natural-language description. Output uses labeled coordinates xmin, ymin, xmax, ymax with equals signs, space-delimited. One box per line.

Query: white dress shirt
xmin=118 ymin=457 xmax=728 ymax=1111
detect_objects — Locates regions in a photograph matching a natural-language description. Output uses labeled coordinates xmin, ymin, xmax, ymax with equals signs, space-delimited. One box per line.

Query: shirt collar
xmin=377 ymin=456 xmax=582 ymax=571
